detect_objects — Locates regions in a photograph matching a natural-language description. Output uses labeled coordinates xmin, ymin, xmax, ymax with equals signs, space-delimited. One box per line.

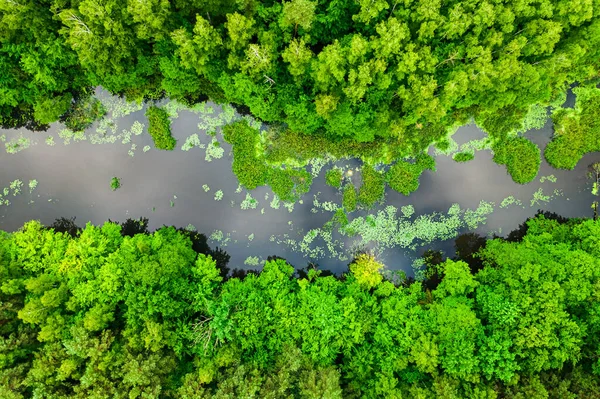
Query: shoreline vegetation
xmin=1 ymin=1 xmax=599 ymax=197
xmin=2 ymin=213 xmax=600 ymax=397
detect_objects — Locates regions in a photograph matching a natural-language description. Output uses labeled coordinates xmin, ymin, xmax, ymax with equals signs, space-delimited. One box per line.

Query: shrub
xmin=146 ymin=106 xmax=176 ymax=150
xmin=342 ymin=184 xmax=357 ymax=212
xmin=348 ymin=253 xmax=384 ymax=289
xmin=493 ymin=137 xmax=540 ymax=184
xmin=358 ymin=164 xmax=385 ymax=208
xmin=34 ymin=93 xmax=73 ymax=124
xmin=545 ymin=87 xmax=600 ymax=170
xmin=386 ymin=154 xmax=435 ymax=196
xmin=325 ymin=168 xmax=343 ymax=188
xmin=223 ymin=121 xmax=312 ymax=201
xmin=110 ymin=177 xmax=121 ymax=191
xmin=61 ymin=95 xmax=106 ymax=131
xmin=453 ymin=152 xmax=475 ymax=163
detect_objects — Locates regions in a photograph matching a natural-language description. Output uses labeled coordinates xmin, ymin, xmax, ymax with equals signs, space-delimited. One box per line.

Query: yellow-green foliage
xmin=349 ymin=253 xmax=383 ymax=289
xmin=545 ymin=87 xmax=600 ymax=170
xmin=146 ymin=106 xmax=176 ymax=150
xmin=493 ymin=137 xmax=540 ymax=184
xmin=358 ymin=164 xmax=385 ymax=208
xmin=386 ymin=154 xmax=435 ymax=196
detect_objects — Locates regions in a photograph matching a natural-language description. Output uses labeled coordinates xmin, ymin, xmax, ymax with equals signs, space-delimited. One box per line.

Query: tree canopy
xmin=1 ymin=0 xmax=599 ymax=150
xmin=2 ymin=214 xmax=600 ymax=397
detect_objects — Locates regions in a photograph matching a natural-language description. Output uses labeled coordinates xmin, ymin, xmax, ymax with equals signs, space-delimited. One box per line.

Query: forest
xmin=1 ymin=214 xmax=600 ymax=398
xmin=2 ymin=0 xmax=599 ymax=200
xmin=2 ymin=0 xmax=600 ymax=145
xmin=2 ymin=1 xmax=600 ymax=397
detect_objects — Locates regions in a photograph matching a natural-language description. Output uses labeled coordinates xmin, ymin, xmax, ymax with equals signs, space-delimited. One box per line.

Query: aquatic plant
xmin=519 ymin=104 xmax=548 ymax=132
xmin=386 ymin=154 xmax=435 ymax=196
xmin=120 ymin=123 xmax=143 ymax=145
xmin=209 ymin=230 xmax=231 ymax=246
xmin=459 ymin=137 xmax=493 ymax=154
xmin=0 ymin=180 xmax=25 ymax=206
xmin=45 ymin=136 xmax=55 ymax=146
xmin=244 ymin=256 xmax=261 ymax=266
xmin=325 ymin=168 xmax=343 ymax=188
xmin=401 ymin=205 xmax=415 ymax=218
xmin=540 ymin=175 xmax=558 ymax=183
xmin=463 ymin=201 xmax=495 ymax=230
xmin=247 ymin=233 xmax=254 ymax=241
xmin=185 ymin=224 xmax=197 ymax=232
xmin=240 ymin=193 xmax=258 ymax=210
xmin=492 ymin=136 xmax=541 ymax=184
xmin=182 ymin=134 xmax=202 ymax=151
xmin=270 ymin=195 xmax=281 ymax=209
xmin=0 ymin=179 xmax=37 ymax=206
xmin=210 ymin=230 xmax=224 ymax=242
xmin=61 ymin=95 xmax=106 ymax=131
xmin=453 ymin=152 xmax=475 ymax=162
xmin=358 ymin=164 xmax=386 ymax=208
xmin=434 ymin=136 xmax=459 ymax=156
xmin=342 ymin=184 xmax=357 ymax=212
xmin=146 ymin=106 xmax=176 ymax=150
xmin=308 ymin=158 xmax=329 ymax=178
xmin=214 ymin=190 xmax=223 ymax=201
xmin=128 ymin=144 xmax=136 ymax=157
xmin=5 ymin=135 xmax=32 ymax=154
xmin=143 ymin=145 xmax=151 ymax=153
xmin=28 ymin=180 xmax=38 ymax=193
xmin=530 ymin=188 xmax=551 ymax=207
xmin=58 ymin=128 xmax=86 ymax=145
xmin=500 ymin=196 xmax=523 ymax=208
xmin=545 ymin=87 xmax=600 ymax=170
xmin=9 ymin=180 xmax=23 ymax=196
xmin=202 ymin=184 xmax=210 ymax=192
xmin=110 ymin=177 xmax=121 ymax=191
xmin=205 ymin=139 xmax=224 ymax=161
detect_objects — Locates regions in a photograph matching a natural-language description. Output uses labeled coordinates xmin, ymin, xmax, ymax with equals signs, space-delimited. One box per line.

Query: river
xmin=0 ymin=90 xmax=596 ymax=274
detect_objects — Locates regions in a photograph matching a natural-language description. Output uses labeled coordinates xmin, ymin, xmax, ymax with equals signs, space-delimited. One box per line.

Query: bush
xmin=325 ymin=168 xmax=343 ymax=188
xmin=110 ymin=177 xmax=121 ymax=191
xmin=61 ymin=95 xmax=106 ymax=131
xmin=453 ymin=152 xmax=475 ymax=162
xmin=358 ymin=164 xmax=386 ymax=208
xmin=33 ymin=93 xmax=73 ymax=124
xmin=146 ymin=106 xmax=176 ymax=150
xmin=223 ymin=121 xmax=312 ymax=202
xmin=224 ymin=121 xmax=269 ymax=189
xmin=386 ymin=154 xmax=435 ymax=196
xmin=493 ymin=137 xmax=540 ymax=184
xmin=342 ymin=184 xmax=357 ymax=212
xmin=545 ymin=87 xmax=600 ymax=170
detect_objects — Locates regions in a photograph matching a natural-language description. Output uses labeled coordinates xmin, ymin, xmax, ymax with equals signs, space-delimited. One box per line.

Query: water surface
xmin=0 ymin=93 xmax=596 ymax=274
